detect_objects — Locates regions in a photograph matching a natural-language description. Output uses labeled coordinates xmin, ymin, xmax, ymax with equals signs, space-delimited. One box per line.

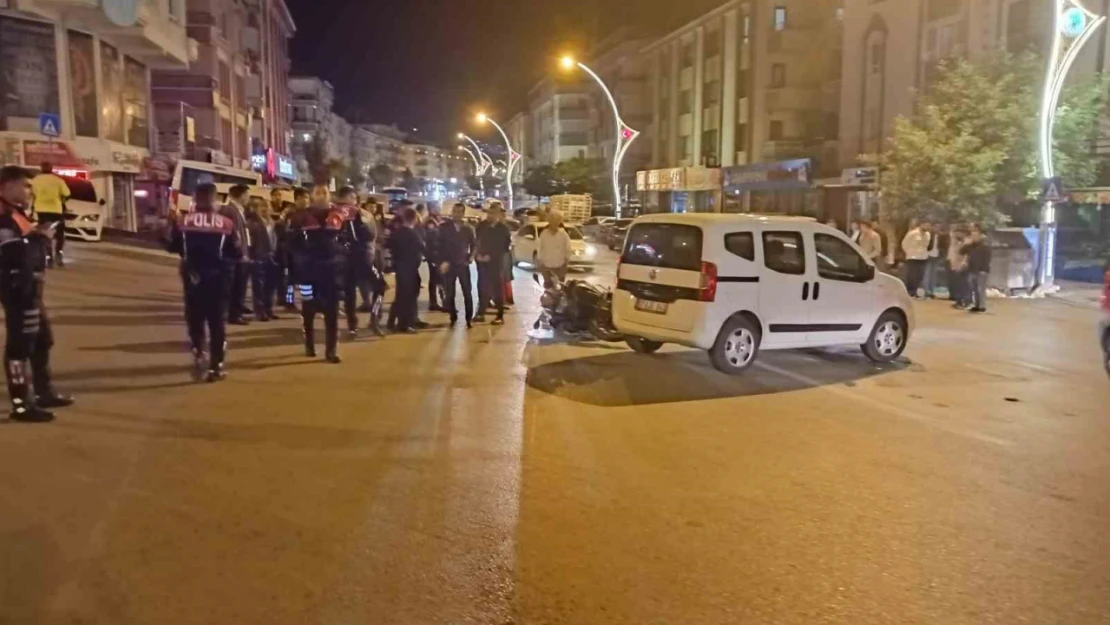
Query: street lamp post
xmin=562 ymin=55 xmax=640 ymax=219
xmin=459 ymin=133 xmax=492 ymax=198
xmin=476 ymin=113 xmax=520 ymax=212
xmin=459 ymin=146 xmax=484 ymax=198
xmin=1037 ymin=0 xmax=1105 ymax=288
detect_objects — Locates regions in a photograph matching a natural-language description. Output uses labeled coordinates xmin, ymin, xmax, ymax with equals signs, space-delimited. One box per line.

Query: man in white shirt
xmin=901 ymin=220 xmax=932 ymax=298
xmin=537 ymin=211 xmax=572 ymax=288
xmin=923 ymin=225 xmax=941 ymax=298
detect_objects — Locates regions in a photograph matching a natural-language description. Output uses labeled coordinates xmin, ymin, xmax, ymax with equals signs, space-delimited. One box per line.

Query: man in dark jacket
xmin=220 ymin=185 xmax=253 ymax=325
xmin=960 ymin=224 xmax=992 ymax=313
xmin=0 ymin=166 xmax=74 ymax=421
xmin=474 ymin=201 xmax=512 ymax=325
xmin=288 ymin=185 xmax=345 ymax=362
xmin=439 ymin=202 xmax=477 ymax=327
xmin=334 ymin=186 xmax=373 ymax=339
xmin=246 ymin=198 xmax=277 ymax=321
xmin=387 ymin=206 xmax=425 ymax=333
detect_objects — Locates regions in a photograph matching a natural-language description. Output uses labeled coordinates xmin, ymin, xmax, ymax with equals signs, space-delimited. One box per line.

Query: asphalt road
xmin=1 ymin=242 xmax=1108 ymax=625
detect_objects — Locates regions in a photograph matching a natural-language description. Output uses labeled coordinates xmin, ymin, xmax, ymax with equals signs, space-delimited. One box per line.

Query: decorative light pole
xmin=476 ymin=113 xmax=520 ymax=212
xmin=1037 ymin=0 xmax=1105 ymax=287
xmin=562 ymin=55 xmax=640 ymax=219
xmin=459 ymin=145 xmax=485 ymax=198
xmin=459 ymin=133 xmax=494 ymax=198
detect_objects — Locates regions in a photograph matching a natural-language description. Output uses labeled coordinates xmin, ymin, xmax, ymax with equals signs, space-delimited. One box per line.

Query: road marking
xmin=754 ymin=360 xmax=1012 ymax=447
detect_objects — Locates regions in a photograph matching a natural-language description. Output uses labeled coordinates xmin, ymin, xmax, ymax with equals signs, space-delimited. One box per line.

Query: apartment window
xmin=743 ymin=14 xmax=751 ymax=39
xmin=774 ymin=6 xmax=787 ymax=31
xmin=769 ymin=120 xmax=785 ymax=141
xmin=870 ymin=42 xmax=884 ymax=74
xmin=701 ymin=129 xmax=719 ymax=166
xmin=222 ymin=119 xmax=233 ymax=151
xmin=678 ymin=135 xmax=692 ymax=160
xmin=167 ymin=0 xmax=181 ymax=20
xmin=771 ymin=64 xmax=786 ymax=88
xmin=736 ymin=123 xmax=749 ymax=152
xmin=704 ymin=28 xmax=722 ymax=58
xmin=679 ymin=89 xmax=694 ymax=114
xmin=704 ymin=80 xmax=721 ymax=106
xmin=218 ymin=62 xmax=231 ymax=100
xmin=681 ymin=41 xmax=695 ymax=67
xmin=737 ymin=69 xmax=749 ymax=98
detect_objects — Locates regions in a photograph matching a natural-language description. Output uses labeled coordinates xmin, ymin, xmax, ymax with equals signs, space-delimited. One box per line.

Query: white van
xmin=612 ymin=214 xmax=915 ymax=374
xmin=170 ymin=160 xmax=262 ymax=213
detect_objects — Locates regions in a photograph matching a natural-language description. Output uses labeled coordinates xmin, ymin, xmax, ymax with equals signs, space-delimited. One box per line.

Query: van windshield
xmin=621 ymin=223 xmax=703 ymax=271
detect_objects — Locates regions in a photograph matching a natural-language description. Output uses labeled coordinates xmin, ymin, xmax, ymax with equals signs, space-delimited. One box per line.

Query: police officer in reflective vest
xmin=289 ymin=185 xmax=344 ymax=363
xmin=0 ymin=165 xmax=74 ymax=421
xmin=167 ymin=182 xmax=241 ymax=382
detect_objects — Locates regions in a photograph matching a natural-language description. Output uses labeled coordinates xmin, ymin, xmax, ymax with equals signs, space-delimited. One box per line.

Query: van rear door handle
xmin=813 ymin=282 xmax=821 ymax=300
xmin=802 ymin=282 xmax=810 ymax=301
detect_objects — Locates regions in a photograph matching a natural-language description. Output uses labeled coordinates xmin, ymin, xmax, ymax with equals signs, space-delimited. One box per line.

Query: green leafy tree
xmin=465 ymin=175 xmax=482 ymax=192
xmin=400 ymin=168 xmax=421 ymax=194
xmin=303 ymin=134 xmax=332 ymax=185
xmin=368 ymin=163 xmax=394 ymax=190
xmin=345 ymin=161 xmax=367 ymax=189
xmin=523 ymin=164 xmax=561 ymax=198
xmin=554 ymin=157 xmax=603 ymax=195
xmin=866 ymin=53 xmax=1105 ymax=227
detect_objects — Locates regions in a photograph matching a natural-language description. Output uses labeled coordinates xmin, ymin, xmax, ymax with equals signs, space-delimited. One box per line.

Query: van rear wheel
xmin=709 ymin=316 xmax=761 ymax=375
xmin=626 ymin=336 xmax=663 ymax=354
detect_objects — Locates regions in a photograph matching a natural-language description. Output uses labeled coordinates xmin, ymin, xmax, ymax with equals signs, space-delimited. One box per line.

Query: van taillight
xmin=699 ymin=261 xmax=718 ymax=302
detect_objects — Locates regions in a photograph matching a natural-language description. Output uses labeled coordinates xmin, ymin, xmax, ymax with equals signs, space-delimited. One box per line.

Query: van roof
xmin=632 ymin=213 xmax=819 ymax=227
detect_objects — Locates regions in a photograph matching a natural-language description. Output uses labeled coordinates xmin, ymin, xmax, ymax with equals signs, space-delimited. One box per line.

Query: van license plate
xmin=635 ymin=299 xmax=668 ymax=314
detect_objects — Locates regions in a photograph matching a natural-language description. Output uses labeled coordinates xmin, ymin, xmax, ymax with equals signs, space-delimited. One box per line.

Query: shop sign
xmin=841 ymin=167 xmax=878 ymax=186
xmin=72 ymin=138 xmax=145 ymax=173
xmin=22 ymin=140 xmax=82 ymax=168
xmin=724 ymin=158 xmax=812 ymax=192
xmin=250 ymin=152 xmax=266 ymax=171
xmin=637 ymin=167 xmax=720 ymax=192
xmin=277 ymin=155 xmax=296 ymax=179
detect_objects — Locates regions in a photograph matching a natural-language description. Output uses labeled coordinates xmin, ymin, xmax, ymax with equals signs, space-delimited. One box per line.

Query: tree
xmin=866 ymin=53 xmax=1105 ymax=227
xmin=400 ymin=168 xmax=420 ymax=194
xmin=523 ymin=164 xmax=560 ymax=198
xmin=368 ymin=163 xmax=394 ymax=190
xmin=345 ymin=161 xmax=367 ymax=190
xmin=554 ymin=157 xmax=603 ymax=195
xmin=465 ymin=175 xmax=482 ymax=192
xmin=302 ymin=134 xmax=332 ymax=185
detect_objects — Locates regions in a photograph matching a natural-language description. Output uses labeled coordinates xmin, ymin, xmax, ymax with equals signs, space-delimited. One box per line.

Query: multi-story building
xmin=1 ymin=0 xmax=192 ymax=230
xmin=288 ymin=75 xmax=341 ymax=181
xmin=841 ymin=0 xmax=1110 ymax=168
xmin=528 ymin=75 xmax=592 ymax=166
xmin=351 ymin=123 xmax=405 ymax=174
xmin=639 ymin=0 xmax=844 ymax=213
xmin=153 ymin=0 xmax=249 ymax=174
xmin=328 ymin=113 xmax=351 ymax=164
xmin=241 ymin=0 xmax=295 ymax=182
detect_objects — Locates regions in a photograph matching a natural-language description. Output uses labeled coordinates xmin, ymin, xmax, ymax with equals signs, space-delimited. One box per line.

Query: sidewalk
xmin=1049 ymin=280 xmax=1105 ymax=310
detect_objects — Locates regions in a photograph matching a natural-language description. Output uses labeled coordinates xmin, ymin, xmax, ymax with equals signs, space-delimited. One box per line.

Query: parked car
xmin=512 ymin=222 xmax=598 ymax=270
xmin=612 ymin=213 xmax=915 ymax=375
xmin=582 ymin=216 xmax=614 ymax=240
xmin=606 ymin=218 xmax=635 ymax=250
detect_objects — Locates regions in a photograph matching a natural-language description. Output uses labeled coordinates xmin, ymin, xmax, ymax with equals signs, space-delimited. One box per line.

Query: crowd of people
xmin=846 ymin=217 xmax=993 ymax=313
xmin=167 ymin=183 xmax=521 ymax=382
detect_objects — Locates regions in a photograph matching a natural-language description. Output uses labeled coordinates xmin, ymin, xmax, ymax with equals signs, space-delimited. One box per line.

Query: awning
xmin=723 ymin=158 xmax=812 ymax=192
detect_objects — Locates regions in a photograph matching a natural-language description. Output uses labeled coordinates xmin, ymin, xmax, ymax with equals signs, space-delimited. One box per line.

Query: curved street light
xmin=562 ymin=55 xmax=640 ymax=219
xmin=458 ymin=145 xmax=485 ymax=198
xmin=476 ymin=112 xmax=520 ymax=212
xmin=1036 ymin=0 xmax=1105 ymax=287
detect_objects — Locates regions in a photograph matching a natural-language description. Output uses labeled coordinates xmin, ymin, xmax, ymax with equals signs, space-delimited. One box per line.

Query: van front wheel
xmin=862 ymin=311 xmax=907 ymax=363
xmin=709 ymin=316 xmax=761 ymax=375
xmin=626 ymin=336 xmax=663 ymax=354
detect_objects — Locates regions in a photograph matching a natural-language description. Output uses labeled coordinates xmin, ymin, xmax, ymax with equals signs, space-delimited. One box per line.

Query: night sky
xmin=285 ymin=0 xmax=723 ymax=143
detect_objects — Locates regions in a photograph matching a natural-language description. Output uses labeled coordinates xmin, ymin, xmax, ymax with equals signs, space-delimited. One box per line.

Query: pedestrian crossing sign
xmin=38 ymin=113 xmax=60 ymax=138
xmin=1042 ymin=177 xmax=1065 ymax=202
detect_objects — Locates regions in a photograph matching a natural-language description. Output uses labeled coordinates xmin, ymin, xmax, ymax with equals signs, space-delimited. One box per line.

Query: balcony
xmin=22 ymin=0 xmax=190 ymax=67
xmin=242 ymin=25 xmax=260 ymax=54
xmin=765 ymin=87 xmax=823 ymax=113
xmin=244 ymin=75 xmax=263 ymax=107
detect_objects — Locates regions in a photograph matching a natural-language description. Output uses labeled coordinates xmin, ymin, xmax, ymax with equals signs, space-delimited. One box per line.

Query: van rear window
xmin=621 ymin=223 xmax=703 ymax=271
xmin=179 ymin=168 xmax=259 ymax=196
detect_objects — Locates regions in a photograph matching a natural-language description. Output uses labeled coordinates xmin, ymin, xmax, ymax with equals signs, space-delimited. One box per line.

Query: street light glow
xmin=560 ymin=55 xmax=576 ymax=70
xmin=476 ymin=112 xmax=488 ymax=124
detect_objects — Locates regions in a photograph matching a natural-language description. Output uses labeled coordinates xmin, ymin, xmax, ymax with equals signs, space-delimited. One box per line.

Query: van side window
xmin=815 ymin=233 xmax=869 ymax=282
xmin=516 ymin=225 xmax=533 ymax=237
xmin=762 ymin=231 xmax=805 ymax=275
xmin=724 ymin=232 xmax=755 ymax=261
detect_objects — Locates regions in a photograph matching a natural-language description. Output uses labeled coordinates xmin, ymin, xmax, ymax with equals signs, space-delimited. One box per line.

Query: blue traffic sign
xmin=1042 ymin=177 xmax=1066 ymax=202
xmin=38 ymin=113 xmax=61 ymax=138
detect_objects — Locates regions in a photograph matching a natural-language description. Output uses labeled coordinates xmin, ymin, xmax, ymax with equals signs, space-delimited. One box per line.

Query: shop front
xmin=251 ymin=147 xmax=299 ymax=186
xmin=71 ymin=138 xmax=148 ymax=232
xmin=635 ymin=166 xmax=721 ymax=214
xmin=722 ymin=158 xmax=815 ymax=215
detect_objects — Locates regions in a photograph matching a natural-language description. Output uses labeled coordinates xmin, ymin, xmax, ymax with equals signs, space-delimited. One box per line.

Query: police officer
xmin=0 ymin=165 xmax=73 ymax=421
xmin=288 ymin=185 xmax=344 ymax=363
xmin=387 ymin=206 xmax=425 ymax=333
xmin=166 ymin=182 xmax=241 ymax=382
xmin=282 ymin=188 xmax=310 ymax=310
xmin=333 ymin=186 xmax=373 ymax=339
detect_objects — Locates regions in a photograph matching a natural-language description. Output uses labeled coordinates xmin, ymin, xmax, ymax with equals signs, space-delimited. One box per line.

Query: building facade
xmin=528 ymin=76 xmax=592 ymax=166
xmin=288 ymin=75 xmax=335 ymax=181
xmin=640 ymin=0 xmax=844 ymax=213
xmin=1 ymin=0 xmax=191 ymax=230
xmin=241 ymin=0 xmax=295 ymax=181
xmin=840 ymin=0 xmax=1110 ymax=168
